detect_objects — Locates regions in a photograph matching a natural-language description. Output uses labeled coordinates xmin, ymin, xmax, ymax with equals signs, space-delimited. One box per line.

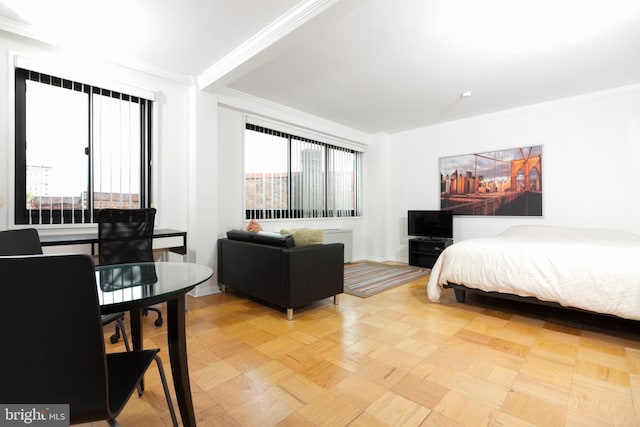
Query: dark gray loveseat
xmin=217 ymin=230 xmax=344 ymax=320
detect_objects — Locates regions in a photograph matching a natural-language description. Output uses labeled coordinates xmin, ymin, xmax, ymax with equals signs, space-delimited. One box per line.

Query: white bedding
xmin=427 ymin=225 xmax=640 ymax=321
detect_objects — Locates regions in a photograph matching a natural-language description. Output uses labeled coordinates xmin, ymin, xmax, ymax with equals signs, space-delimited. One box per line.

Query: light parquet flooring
xmin=82 ymin=269 xmax=640 ymax=427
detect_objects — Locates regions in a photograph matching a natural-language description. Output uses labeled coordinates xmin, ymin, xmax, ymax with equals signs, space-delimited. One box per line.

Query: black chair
xmin=0 ymin=228 xmax=131 ymax=349
xmin=0 ymin=253 xmax=177 ymax=426
xmin=0 ymin=228 xmax=41 ymax=255
xmin=98 ymin=208 xmax=163 ymax=327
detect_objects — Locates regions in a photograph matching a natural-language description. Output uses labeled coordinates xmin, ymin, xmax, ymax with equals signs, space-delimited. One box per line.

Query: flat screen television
xmin=407 ymin=210 xmax=453 ymax=239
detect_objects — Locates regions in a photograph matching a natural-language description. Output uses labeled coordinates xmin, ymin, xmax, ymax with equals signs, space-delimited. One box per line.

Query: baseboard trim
xmin=188 ymin=282 xmax=221 ymax=297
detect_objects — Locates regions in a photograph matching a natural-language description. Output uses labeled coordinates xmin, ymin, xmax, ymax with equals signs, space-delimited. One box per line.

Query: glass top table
xmin=96 ymin=261 xmax=213 ymax=427
xmin=97 ymin=261 xmax=212 ymax=311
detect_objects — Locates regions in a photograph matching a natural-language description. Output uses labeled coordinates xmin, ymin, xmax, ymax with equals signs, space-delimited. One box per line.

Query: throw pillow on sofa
xmin=246 ymin=219 xmax=263 ymax=232
xmin=280 ymin=228 xmax=324 ymax=246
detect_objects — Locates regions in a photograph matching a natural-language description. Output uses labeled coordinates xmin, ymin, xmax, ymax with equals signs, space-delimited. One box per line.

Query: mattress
xmin=426 ymin=225 xmax=640 ymax=320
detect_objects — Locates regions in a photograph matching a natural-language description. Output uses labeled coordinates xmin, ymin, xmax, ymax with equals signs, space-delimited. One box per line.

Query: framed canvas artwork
xmin=440 ymin=145 xmax=542 ymax=216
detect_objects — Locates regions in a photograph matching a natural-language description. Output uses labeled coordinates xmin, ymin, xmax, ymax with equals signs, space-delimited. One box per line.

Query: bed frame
xmin=442 ymin=283 xmax=640 ymax=338
xmin=443 ymin=282 xmax=605 ymax=315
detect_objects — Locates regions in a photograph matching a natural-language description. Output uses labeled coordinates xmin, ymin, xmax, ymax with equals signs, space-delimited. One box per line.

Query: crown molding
xmin=114 ymin=58 xmax=193 ymax=86
xmin=196 ymin=0 xmax=339 ymax=92
xmin=0 ymin=15 xmax=36 ymax=39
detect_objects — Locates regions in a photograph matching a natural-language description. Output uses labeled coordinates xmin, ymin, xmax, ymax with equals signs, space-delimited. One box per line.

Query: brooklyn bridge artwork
xmin=440 ymin=145 xmax=542 ymax=216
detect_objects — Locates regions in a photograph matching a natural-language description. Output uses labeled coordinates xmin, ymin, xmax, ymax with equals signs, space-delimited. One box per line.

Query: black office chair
xmin=0 ymin=228 xmax=41 ymax=255
xmin=0 ymin=228 xmax=130 ymax=349
xmin=0 ymin=253 xmax=177 ymax=426
xmin=98 ymin=208 xmax=163 ymax=327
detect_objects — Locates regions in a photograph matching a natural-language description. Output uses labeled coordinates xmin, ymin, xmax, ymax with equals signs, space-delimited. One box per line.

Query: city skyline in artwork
xmin=439 ymin=145 xmax=543 ymax=216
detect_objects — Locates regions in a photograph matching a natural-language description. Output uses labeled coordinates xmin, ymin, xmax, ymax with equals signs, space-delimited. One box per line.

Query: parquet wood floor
xmin=82 ymin=270 xmax=640 ymax=426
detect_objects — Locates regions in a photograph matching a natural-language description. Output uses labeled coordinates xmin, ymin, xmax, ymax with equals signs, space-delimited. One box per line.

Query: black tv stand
xmin=408 ymin=237 xmax=453 ymax=268
xmin=413 ymin=236 xmax=448 ymax=242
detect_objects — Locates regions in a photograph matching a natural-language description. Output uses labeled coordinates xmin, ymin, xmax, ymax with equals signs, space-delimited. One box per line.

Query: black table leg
xmin=166 ymin=295 xmax=196 ymax=426
xmin=129 ymin=307 xmax=144 ymax=391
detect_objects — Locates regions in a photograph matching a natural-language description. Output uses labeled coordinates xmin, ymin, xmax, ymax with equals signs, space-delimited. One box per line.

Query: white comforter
xmin=427 ymin=225 xmax=640 ymax=321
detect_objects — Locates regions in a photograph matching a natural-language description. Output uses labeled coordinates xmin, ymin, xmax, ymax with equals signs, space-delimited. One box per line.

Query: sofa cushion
xmin=280 ymin=228 xmax=324 ymax=246
xmin=227 ymin=229 xmax=295 ymax=248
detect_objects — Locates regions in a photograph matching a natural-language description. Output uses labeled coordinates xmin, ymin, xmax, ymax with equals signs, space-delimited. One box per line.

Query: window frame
xmin=13 ymin=67 xmax=153 ymax=226
xmin=244 ymin=121 xmax=363 ymax=220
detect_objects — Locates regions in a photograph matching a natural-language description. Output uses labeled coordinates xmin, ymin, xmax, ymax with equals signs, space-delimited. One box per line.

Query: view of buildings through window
xmin=25 ymin=82 xmax=88 ymax=211
xmin=244 ymin=124 xmax=362 ymax=219
xmin=15 ymin=68 xmax=150 ymax=224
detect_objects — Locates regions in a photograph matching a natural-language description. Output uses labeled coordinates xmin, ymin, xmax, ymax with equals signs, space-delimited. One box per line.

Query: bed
xmin=426 ymin=225 xmax=640 ymax=321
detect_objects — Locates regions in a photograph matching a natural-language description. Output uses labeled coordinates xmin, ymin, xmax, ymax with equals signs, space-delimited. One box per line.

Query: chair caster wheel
xmin=155 ymin=318 xmax=163 ymax=327
xmin=109 ymin=334 xmax=120 ymax=344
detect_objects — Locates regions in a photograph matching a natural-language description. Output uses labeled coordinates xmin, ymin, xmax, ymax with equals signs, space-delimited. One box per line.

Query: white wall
xmin=216 ymin=91 xmax=371 ymax=261
xmin=0 ymin=34 xmax=193 ymax=232
xmin=0 ymin=33 xmax=218 ymax=293
xmin=361 ymin=132 xmax=396 ymax=261
xmin=187 ymin=88 xmax=219 ymax=295
xmin=383 ymin=84 xmax=640 ymax=263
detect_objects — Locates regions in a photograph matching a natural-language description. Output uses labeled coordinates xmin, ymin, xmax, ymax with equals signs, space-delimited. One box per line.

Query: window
xmin=14 ymin=68 xmax=152 ymax=225
xmin=244 ymin=122 xmax=362 ymax=219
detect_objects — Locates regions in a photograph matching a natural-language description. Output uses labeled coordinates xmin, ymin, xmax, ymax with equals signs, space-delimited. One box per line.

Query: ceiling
xmin=1 ymin=0 xmax=640 ymax=134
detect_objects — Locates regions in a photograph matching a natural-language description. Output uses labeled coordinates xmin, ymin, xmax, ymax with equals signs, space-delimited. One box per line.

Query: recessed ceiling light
xmin=461 ymin=91 xmax=472 ymax=98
